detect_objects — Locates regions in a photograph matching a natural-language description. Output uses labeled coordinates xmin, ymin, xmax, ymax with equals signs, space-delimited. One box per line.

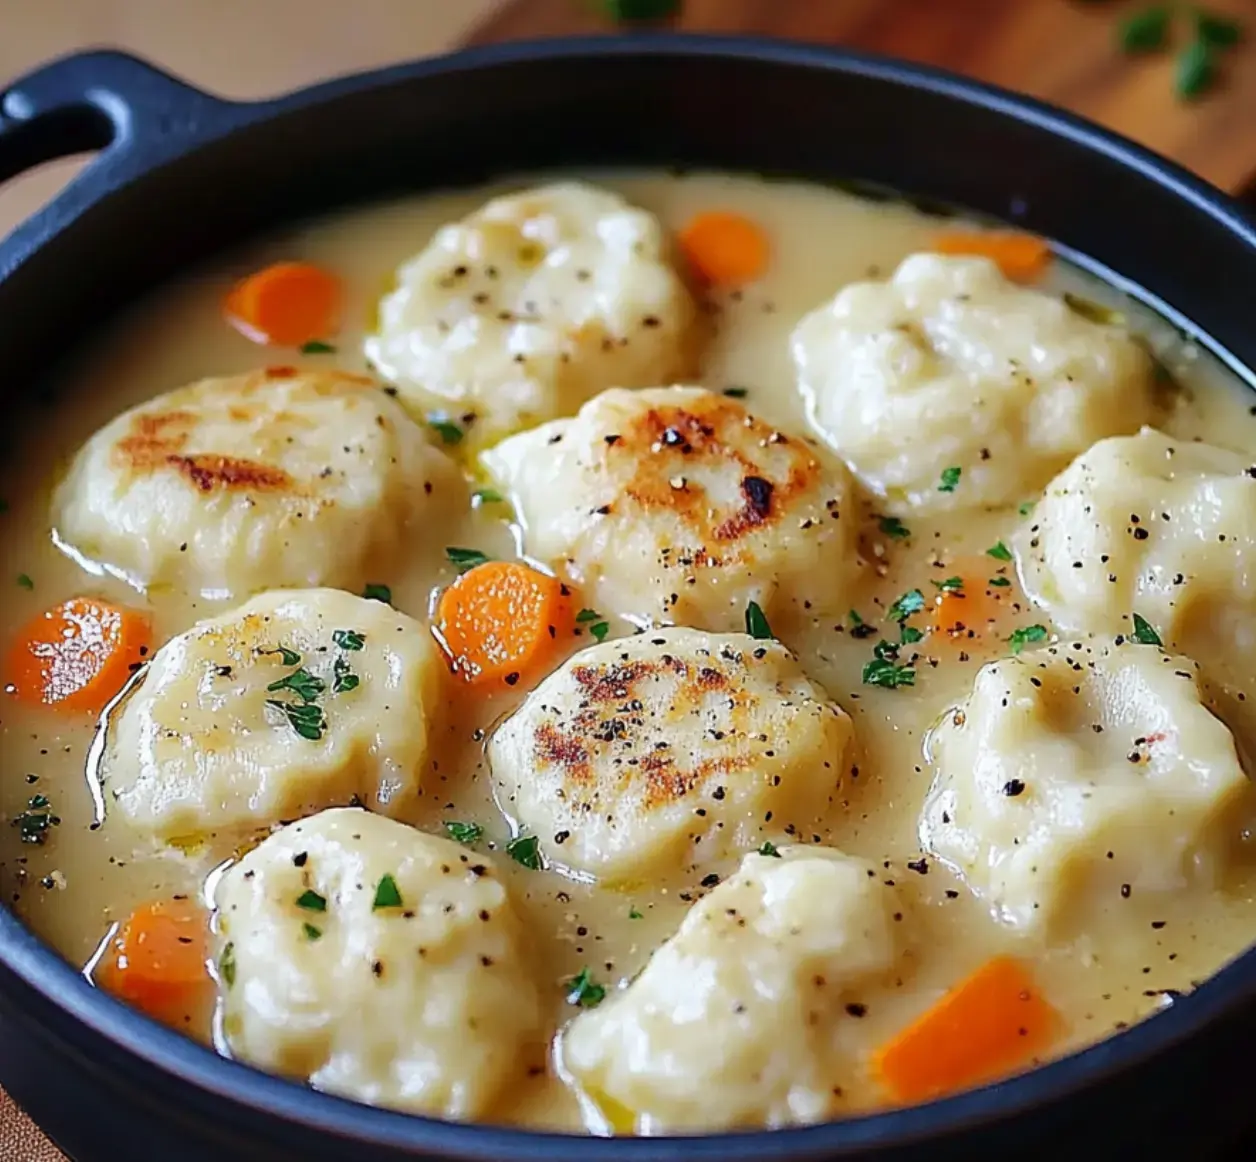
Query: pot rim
xmin=3 ymin=30 xmax=1254 ymax=1160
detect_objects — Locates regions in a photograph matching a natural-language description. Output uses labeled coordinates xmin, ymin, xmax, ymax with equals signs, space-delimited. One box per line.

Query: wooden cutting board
xmin=467 ymin=0 xmax=1256 ymax=198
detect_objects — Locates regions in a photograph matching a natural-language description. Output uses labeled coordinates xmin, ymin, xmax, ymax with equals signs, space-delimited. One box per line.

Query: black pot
xmin=1 ymin=35 xmax=1254 ymax=1162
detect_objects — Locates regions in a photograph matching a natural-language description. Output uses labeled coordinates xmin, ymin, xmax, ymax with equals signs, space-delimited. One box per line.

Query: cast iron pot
xmin=0 ymin=34 xmax=1254 ymax=1162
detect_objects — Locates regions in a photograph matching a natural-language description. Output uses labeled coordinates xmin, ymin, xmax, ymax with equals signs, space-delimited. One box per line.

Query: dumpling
xmin=106 ymin=589 xmax=441 ymax=844
xmin=488 ymin=627 xmax=852 ymax=882
xmin=560 ymin=845 xmax=902 ymax=1132
xmin=53 ymin=368 xmax=462 ymax=598
xmin=215 ymin=808 xmax=542 ymax=1119
xmin=920 ymin=637 xmax=1254 ymax=934
xmin=1014 ymin=428 xmax=1256 ymax=661
xmin=791 ymin=253 xmax=1155 ymax=514
xmin=482 ymin=386 xmax=863 ymax=633
xmin=365 ymin=182 xmax=700 ymax=442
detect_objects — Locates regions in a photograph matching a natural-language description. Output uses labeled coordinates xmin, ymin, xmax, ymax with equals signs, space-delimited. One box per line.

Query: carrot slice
xmin=677 ymin=210 xmax=770 ymax=285
xmin=4 ymin=597 xmax=151 ymax=714
xmin=223 ymin=261 xmax=341 ymax=347
xmin=874 ymin=956 xmax=1062 ymax=1103
xmin=932 ymin=231 xmax=1051 ymax=283
xmin=435 ymin=561 xmax=575 ymax=689
xmin=928 ymin=565 xmax=1015 ymax=647
xmin=97 ymin=897 xmax=212 ymax=1029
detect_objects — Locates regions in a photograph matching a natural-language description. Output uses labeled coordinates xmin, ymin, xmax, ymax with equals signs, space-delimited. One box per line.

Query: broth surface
xmin=2 ymin=171 xmax=1255 ymax=1131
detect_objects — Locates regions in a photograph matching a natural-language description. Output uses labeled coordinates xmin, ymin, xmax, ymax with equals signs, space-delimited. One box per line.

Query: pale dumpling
xmin=561 ymin=846 xmax=901 ymax=1132
xmin=215 ymin=808 xmax=542 ymax=1119
xmin=1014 ymin=428 xmax=1256 ymax=662
xmin=488 ymin=627 xmax=851 ymax=882
xmin=920 ymin=637 xmax=1254 ymax=934
xmin=482 ymin=386 xmax=863 ymax=632
xmin=54 ymin=369 xmax=462 ymax=598
xmin=791 ymin=253 xmax=1155 ymax=514
xmin=365 ymin=182 xmax=700 ymax=442
xmin=106 ymin=589 xmax=441 ymax=843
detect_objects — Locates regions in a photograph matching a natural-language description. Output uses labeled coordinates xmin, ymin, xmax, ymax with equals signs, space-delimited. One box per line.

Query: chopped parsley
xmin=886 ymin=589 xmax=925 ymax=623
xmin=1119 ymin=5 xmax=1170 ymax=53
xmin=299 ymin=339 xmax=337 ymax=354
xmin=1018 ymin=500 xmax=1035 ymax=516
xmin=589 ymin=621 xmax=611 ymax=642
xmin=1111 ymin=4 xmax=1239 ymax=100
xmin=428 ymin=418 xmax=464 ymax=446
xmin=899 ymin=625 xmax=924 ymax=644
xmin=473 ymin=487 xmax=505 ymax=504
xmin=989 ymin=576 xmax=1012 ymax=588
xmin=446 ymin=546 xmax=490 ymax=573
xmin=758 ymin=841 xmax=781 ymax=858
xmin=1196 ymin=10 xmax=1242 ymax=48
xmin=332 ymin=629 xmax=365 ymax=651
xmin=987 ymin=541 xmax=1013 ymax=562
xmin=744 ymin=600 xmax=773 ymax=640
xmin=938 ymin=466 xmax=961 ymax=493
xmin=1176 ymin=37 xmax=1215 ymax=99
xmin=267 ymin=699 xmax=327 ymax=741
xmin=932 ymin=576 xmax=964 ymax=594
xmin=849 ymin=609 xmax=876 ymax=640
xmin=628 ymin=906 xmax=643 ymax=919
xmin=372 ymin=873 xmax=404 ymax=910
xmin=565 ymin=967 xmax=607 ymax=1008
xmin=266 ymin=668 xmax=326 ymax=703
xmin=13 ymin=794 xmax=59 ymax=846
xmin=362 ymin=583 xmax=392 ymax=604
xmin=722 ymin=386 xmax=749 ymax=398
xmin=862 ymin=657 xmax=917 ymax=689
xmin=1008 ymin=624 xmax=1048 ymax=655
xmin=295 ymin=889 xmax=327 ymax=912
xmin=332 ymin=656 xmax=359 ymax=694
xmin=16 ymin=573 xmax=33 ymax=590
xmin=878 ymin=515 xmax=911 ymax=540
xmin=260 ymin=645 xmax=302 ymax=666
xmin=577 ymin=608 xmax=611 ymax=642
xmin=219 ymin=942 xmax=236 ymax=988
xmin=507 ymin=834 xmax=542 ymax=870
xmin=302 ymin=922 xmax=323 ymax=941
xmin=1131 ymin=612 xmax=1163 ymax=646
xmin=444 ymin=820 xmax=483 ymax=846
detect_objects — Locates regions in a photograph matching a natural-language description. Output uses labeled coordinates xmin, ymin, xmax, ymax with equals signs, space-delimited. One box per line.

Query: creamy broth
xmin=2 ymin=171 xmax=1255 ymax=1133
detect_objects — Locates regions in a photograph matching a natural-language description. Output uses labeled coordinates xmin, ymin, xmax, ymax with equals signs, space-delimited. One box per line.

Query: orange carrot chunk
xmin=436 ymin=561 xmax=574 ymax=689
xmin=4 ymin=597 xmax=151 ymax=714
xmin=223 ymin=261 xmax=341 ymax=347
xmin=97 ymin=897 xmax=212 ymax=1029
xmin=678 ymin=210 xmax=770 ymax=285
xmin=874 ymin=956 xmax=1062 ymax=1104
xmin=932 ymin=231 xmax=1052 ymax=283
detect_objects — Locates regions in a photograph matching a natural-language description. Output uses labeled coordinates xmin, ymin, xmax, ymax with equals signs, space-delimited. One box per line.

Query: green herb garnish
xmin=722 ymin=386 xmax=749 ymax=398
xmin=267 ymin=699 xmax=327 ymax=741
xmin=1119 ymin=5 xmax=1171 ymax=53
xmin=507 ymin=834 xmax=542 ymax=870
xmin=579 ymin=609 xmax=613 ymax=642
xmin=938 ymin=466 xmax=961 ymax=493
xmin=260 ymin=645 xmax=302 ymax=666
xmin=332 ymin=656 xmax=359 ymax=694
xmin=989 ymin=576 xmax=1012 ymax=587
xmin=266 ymin=668 xmax=326 ymax=703
xmin=13 ymin=794 xmax=59 ymax=846
xmin=987 ymin=541 xmax=1013 ymax=562
xmin=372 ymin=873 xmax=403 ymax=910
xmin=1008 ymin=624 xmax=1048 ymax=655
xmin=296 ymin=889 xmax=327 ymax=912
xmin=219 ymin=942 xmax=236 ymax=987
xmin=1196 ymin=10 xmax=1242 ymax=47
xmin=302 ymin=922 xmax=322 ymax=941
xmin=473 ymin=487 xmax=505 ymax=504
xmin=758 ymin=841 xmax=781 ymax=858
xmin=300 ymin=339 xmax=337 ymax=354
xmin=565 ymin=967 xmax=607 ymax=1008
xmin=589 ymin=621 xmax=611 ymax=642
xmin=1176 ymin=38 xmax=1215 ymax=98
xmin=862 ymin=658 xmax=917 ymax=689
xmin=16 ymin=574 xmax=33 ymax=590
xmin=1131 ymin=612 xmax=1163 ymax=646
xmin=428 ymin=418 xmax=464 ymax=446
xmin=444 ymin=820 xmax=483 ymax=846
xmin=932 ymin=577 xmax=964 ymax=594
xmin=1018 ymin=501 xmax=1035 ymax=517
xmin=362 ymin=583 xmax=392 ymax=604
xmin=745 ymin=601 xmax=774 ymax=640
xmin=900 ymin=625 xmax=924 ymax=644
xmin=332 ymin=629 xmax=365 ymax=651
xmin=879 ymin=515 xmax=911 ymax=540
xmin=446 ymin=546 xmax=490 ymax=573
xmin=886 ymin=589 xmax=925 ymax=623
xmin=628 ymin=906 xmax=643 ymax=919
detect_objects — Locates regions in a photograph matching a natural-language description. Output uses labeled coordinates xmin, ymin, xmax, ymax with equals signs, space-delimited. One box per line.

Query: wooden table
xmin=470 ymin=0 xmax=1256 ymax=199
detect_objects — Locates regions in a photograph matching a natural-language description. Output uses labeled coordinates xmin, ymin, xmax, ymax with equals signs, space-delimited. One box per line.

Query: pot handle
xmin=0 ymin=49 xmax=250 ymax=269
